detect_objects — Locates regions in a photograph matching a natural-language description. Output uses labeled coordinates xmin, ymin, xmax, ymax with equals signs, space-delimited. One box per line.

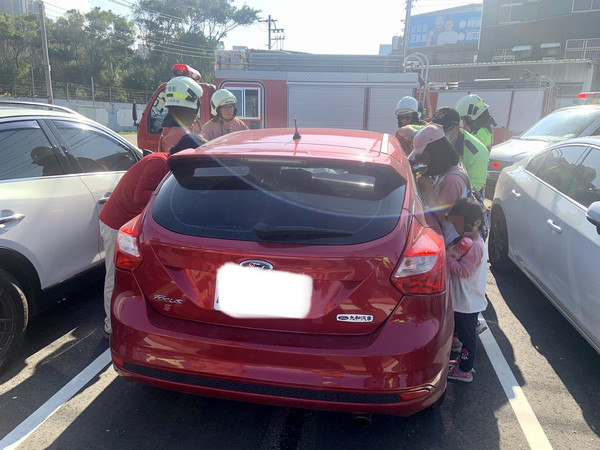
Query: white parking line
xmin=0 ymin=349 xmax=111 ymax=450
xmin=1 ymin=319 xmax=553 ymax=449
xmin=478 ymin=314 xmax=553 ymax=450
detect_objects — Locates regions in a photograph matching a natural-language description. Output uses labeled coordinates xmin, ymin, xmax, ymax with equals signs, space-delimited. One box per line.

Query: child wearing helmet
xmin=454 ymin=94 xmax=497 ymax=150
xmin=157 ymin=76 xmax=204 ymax=153
xmin=394 ymin=96 xmax=426 ymax=155
xmin=201 ymin=89 xmax=249 ymax=141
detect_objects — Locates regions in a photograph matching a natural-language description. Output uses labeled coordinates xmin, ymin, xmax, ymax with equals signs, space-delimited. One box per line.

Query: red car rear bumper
xmin=110 ymin=273 xmax=453 ymax=416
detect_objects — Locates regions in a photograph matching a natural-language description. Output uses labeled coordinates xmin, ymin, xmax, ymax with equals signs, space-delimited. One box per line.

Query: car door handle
xmin=0 ymin=213 xmax=25 ymax=225
xmin=546 ymin=219 xmax=562 ymax=234
xmin=511 ymin=189 xmax=521 ymax=198
xmin=98 ymin=192 xmax=112 ymax=205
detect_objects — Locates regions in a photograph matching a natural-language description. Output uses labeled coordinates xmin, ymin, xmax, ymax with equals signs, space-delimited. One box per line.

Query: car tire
xmin=0 ymin=269 xmax=28 ymax=373
xmin=488 ymin=207 xmax=513 ymax=271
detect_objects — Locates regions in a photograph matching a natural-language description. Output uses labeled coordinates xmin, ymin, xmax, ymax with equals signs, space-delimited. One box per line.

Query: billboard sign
xmin=408 ymin=11 xmax=482 ymax=47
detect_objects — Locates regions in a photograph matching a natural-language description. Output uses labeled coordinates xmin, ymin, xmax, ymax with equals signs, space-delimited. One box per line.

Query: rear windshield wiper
xmin=253 ymin=222 xmax=353 ymax=239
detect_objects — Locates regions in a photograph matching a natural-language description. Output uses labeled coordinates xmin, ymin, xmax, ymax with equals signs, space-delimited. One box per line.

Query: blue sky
xmin=49 ymin=0 xmax=482 ymax=55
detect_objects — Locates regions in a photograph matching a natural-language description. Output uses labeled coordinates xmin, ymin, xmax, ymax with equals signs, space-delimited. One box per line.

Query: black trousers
xmin=454 ymin=311 xmax=479 ymax=372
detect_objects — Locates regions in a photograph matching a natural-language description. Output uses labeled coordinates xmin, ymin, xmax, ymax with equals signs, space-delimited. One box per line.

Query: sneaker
xmin=451 ymin=336 xmax=463 ymax=353
xmin=476 ymin=321 xmax=488 ymax=335
xmin=103 ymin=325 xmax=111 ymax=340
xmin=449 ymin=359 xmax=459 ymax=368
xmin=448 ymin=365 xmax=474 ymax=383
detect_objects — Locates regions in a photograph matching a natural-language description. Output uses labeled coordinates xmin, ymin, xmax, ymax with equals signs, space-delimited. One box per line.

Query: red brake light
xmin=171 ymin=64 xmax=202 ymax=82
xmin=391 ymin=218 xmax=445 ymax=294
xmin=115 ymin=215 xmax=143 ymax=271
xmin=492 ymin=162 xmax=501 ymax=168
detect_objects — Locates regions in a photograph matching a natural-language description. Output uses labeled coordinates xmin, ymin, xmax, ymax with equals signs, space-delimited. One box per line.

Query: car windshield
xmin=520 ymin=108 xmax=600 ymax=142
xmin=153 ymin=157 xmax=407 ymax=245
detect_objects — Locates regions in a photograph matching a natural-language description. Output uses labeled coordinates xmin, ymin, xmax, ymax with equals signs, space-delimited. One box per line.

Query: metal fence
xmin=0 ymin=80 xmax=153 ymax=104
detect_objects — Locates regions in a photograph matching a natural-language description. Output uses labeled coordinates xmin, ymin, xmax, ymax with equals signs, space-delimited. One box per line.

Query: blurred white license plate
xmin=214 ymin=263 xmax=313 ymax=319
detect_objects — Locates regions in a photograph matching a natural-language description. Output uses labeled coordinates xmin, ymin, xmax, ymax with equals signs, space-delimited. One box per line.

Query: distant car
xmin=489 ymin=136 xmax=600 ymax=354
xmin=0 ymin=101 xmax=142 ymax=372
xmin=487 ymin=105 xmax=600 ymax=196
xmin=110 ymin=128 xmax=452 ymax=417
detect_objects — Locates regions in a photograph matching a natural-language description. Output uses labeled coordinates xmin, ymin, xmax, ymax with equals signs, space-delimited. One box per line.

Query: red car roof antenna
xmin=293 ymin=118 xmax=302 ymax=141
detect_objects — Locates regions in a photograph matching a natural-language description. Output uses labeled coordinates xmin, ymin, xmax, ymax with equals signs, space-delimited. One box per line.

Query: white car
xmin=489 ymin=136 xmax=600 ymax=354
xmin=487 ymin=105 xmax=600 ymax=197
xmin=0 ymin=101 xmax=142 ymax=372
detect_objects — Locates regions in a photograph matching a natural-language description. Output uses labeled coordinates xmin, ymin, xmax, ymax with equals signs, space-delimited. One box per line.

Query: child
xmin=445 ymin=198 xmax=488 ymax=382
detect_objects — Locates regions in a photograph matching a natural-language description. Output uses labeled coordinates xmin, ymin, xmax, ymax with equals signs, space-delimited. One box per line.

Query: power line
xmin=150 ymin=46 xmax=215 ymax=60
xmin=142 ymin=36 xmax=218 ymax=54
xmin=150 ymin=43 xmax=215 ymax=58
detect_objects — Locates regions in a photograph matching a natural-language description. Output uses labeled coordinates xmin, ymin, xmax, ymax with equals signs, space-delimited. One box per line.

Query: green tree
xmin=0 ymin=13 xmax=41 ymax=96
xmin=49 ymin=8 xmax=136 ymax=88
xmin=133 ymin=0 xmax=260 ymax=84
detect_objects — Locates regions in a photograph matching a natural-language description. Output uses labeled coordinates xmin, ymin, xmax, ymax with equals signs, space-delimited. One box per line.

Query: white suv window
xmin=0 ymin=120 xmax=65 ymax=180
xmin=52 ymin=120 xmax=138 ymax=172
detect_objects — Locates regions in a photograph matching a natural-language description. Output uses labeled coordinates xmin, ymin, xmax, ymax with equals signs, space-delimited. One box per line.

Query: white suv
xmin=0 ymin=101 xmax=142 ymax=372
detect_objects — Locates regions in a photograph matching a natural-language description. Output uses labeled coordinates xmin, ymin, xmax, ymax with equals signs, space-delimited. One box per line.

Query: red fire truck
xmin=213 ymin=50 xmax=556 ymax=145
xmin=136 ymin=64 xmax=216 ymax=151
xmin=136 ymin=53 xmax=556 ymax=150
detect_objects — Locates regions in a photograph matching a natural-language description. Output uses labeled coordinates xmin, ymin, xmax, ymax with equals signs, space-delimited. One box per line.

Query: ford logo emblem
xmin=240 ymin=260 xmax=273 ymax=270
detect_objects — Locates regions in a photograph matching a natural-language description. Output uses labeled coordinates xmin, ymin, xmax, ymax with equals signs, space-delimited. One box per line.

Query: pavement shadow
xmin=490 ymin=265 xmax=600 ymax=438
xmin=0 ymin=278 xmax=109 ymax=436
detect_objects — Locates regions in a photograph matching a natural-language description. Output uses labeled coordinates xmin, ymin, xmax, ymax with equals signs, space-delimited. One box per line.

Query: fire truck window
xmin=228 ymin=88 xmax=259 ymax=119
xmin=52 ymin=120 xmax=137 ymax=172
xmin=149 ymin=89 xmax=168 ymax=134
xmin=245 ymin=90 xmax=259 ymax=118
xmin=0 ymin=120 xmax=67 ymax=180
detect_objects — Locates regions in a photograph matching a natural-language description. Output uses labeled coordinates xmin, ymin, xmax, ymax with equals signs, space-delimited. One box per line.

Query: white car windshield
xmin=520 ymin=108 xmax=600 ymax=142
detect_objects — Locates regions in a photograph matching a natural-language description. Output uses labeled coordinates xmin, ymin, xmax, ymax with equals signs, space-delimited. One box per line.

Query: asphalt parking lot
xmin=1 ymin=262 xmax=599 ymax=449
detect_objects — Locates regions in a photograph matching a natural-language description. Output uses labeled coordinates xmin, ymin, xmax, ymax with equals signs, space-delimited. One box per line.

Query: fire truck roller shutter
xmin=368 ymin=88 xmax=415 ymax=133
xmin=287 ymin=85 xmax=364 ymax=130
xmin=508 ymin=90 xmax=546 ymax=135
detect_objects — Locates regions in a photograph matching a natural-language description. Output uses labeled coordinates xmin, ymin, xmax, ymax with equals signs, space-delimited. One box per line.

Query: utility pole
xmin=37 ymin=1 xmax=53 ymax=104
xmin=403 ymin=0 xmax=413 ymax=62
xmin=263 ymin=15 xmax=285 ymax=50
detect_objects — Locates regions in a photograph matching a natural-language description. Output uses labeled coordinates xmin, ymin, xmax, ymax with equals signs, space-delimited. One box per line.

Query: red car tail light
xmin=391 ymin=218 xmax=445 ymax=294
xmin=115 ymin=216 xmax=142 ymax=271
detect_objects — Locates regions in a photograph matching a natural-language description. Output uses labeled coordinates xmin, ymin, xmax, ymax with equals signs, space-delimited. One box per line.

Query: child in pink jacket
xmin=445 ymin=198 xmax=488 ymax=382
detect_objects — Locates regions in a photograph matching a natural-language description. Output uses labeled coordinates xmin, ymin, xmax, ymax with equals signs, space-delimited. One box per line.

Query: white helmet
xmin=395 ymin=96 xmax=419 ymax=115
xmin=211 ymin=89 xmax=238 ymax=116
xmin=455 ymin=94 xmax=489 ymax=120
xmin=165 ymin=76 xmax=203 ymax=110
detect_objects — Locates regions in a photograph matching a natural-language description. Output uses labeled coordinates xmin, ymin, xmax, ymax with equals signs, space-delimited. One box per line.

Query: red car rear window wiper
xmin=253 ymin=222 xmax=353 ymax=239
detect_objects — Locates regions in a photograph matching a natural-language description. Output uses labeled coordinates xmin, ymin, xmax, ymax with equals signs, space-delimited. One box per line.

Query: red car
xmin=110 ymin=128 xmax=453 ymax=417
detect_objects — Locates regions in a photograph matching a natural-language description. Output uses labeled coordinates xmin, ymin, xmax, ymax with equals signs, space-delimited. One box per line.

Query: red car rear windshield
xmin=152 ymin=157 xmax=407 ymax=244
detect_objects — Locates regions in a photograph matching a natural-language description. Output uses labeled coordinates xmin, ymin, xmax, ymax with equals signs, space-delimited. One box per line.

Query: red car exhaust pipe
xmin=352 ymin=414 xmax=372 ymax=428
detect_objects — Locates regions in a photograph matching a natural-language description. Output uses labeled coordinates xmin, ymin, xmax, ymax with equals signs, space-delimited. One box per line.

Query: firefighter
xmin=454 ymin=94 xmax=497 ymax=150
xmin=394 ymin=96 xmax=426 ymax=155
xmin=157 ymin=76 xmax=204 ymax=153
xmin=201 ymin=89 xmax=249 ymax=141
